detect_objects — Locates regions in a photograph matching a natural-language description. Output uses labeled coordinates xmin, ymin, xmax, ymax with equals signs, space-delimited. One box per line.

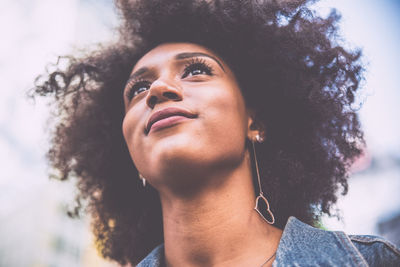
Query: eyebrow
xmin=125 ymin=67 xmax=149 ymax=85
xmin=125 ymin=52 xmax=226 ymax=86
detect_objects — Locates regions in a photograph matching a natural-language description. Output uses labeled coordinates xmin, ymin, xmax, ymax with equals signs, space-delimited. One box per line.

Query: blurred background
xmin=0 ymin=0 xmax=399 ymax=266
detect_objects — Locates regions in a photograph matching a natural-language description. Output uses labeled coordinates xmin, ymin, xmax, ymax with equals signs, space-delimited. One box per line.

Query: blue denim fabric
xmin=137 ymin=216 xmax=400 ymax=266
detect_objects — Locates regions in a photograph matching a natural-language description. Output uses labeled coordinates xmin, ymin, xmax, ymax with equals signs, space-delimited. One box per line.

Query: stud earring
xmin=252 ymin=135 xmax=275 ymax=225
xmin=255 ymin=134 xmax=263 ymax=143
xmin=139 ymin=173 xmax=146 ymax=187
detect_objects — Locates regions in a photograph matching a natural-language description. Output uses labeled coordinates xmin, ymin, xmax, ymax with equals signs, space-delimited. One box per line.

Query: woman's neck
xmin=159 ymin=155 xmax=283 ymax=267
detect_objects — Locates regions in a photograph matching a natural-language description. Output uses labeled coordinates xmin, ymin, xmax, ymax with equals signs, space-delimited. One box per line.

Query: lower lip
xmin=148 ymin=115 xmax=193 ymax=134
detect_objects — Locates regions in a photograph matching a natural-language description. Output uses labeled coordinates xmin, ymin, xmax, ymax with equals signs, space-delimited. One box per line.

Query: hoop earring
xmin=252 ymin=136 xmax=275 ymax=225
xmin=139 ymin=173 xmax=146 ymax=187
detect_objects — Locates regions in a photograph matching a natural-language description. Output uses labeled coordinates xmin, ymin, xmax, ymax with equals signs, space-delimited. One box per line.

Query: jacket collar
xmin=273 ymin=216 xmax=368 ymax=266
xmin=137 ymin=216 xmax=368 ymax=266
xmin=137 ymin=243 xmax=164 ymax=267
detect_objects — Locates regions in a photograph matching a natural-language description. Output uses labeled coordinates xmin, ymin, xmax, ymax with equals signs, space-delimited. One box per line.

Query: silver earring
xmin=252 ymin=136 xmax=275 ymax=225
xmin=139 ymin=173 xmax=146 ymax=187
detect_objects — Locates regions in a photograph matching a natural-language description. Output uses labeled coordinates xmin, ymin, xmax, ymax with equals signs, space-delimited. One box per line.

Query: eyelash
xmin=125 ymin=58 xmax=214 ymax=101
xmin=182 ymin=58 xmax=213 ymax=79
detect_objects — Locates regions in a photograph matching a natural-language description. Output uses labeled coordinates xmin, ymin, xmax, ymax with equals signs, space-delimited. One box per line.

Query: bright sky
xmin=315 ymin=0 xmax=400 ymax=155
xmin=0 ymin=0 xmax=117 ymax=210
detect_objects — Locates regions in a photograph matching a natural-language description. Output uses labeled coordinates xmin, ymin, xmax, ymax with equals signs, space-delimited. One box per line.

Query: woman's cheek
xmin=122 ymin=115 xmax=133 ymax=146
xmin=122 ymin=113 xmax=142 ymax=156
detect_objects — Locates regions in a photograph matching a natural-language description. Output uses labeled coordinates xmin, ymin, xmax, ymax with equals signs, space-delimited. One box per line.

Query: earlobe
xmin=246 ymin=112 xmax=266 ymax=142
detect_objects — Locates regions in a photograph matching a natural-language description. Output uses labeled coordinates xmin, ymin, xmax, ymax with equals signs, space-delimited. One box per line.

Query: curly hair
xmin=31 ymin=0 xmax=364 ymax=265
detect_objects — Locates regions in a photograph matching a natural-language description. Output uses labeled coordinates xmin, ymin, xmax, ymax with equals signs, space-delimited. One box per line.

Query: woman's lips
xmin=148 ymin=115 xmax=193 ymax=133
xmin=146 ymin=107 xmax=197 ymax=134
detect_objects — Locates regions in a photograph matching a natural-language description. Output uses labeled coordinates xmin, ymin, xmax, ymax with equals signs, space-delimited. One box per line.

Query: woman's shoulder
xmin=348 ymin=234 xmax=400 ymax=266
xmin=274 ymin=216 xmax=400 ymax=266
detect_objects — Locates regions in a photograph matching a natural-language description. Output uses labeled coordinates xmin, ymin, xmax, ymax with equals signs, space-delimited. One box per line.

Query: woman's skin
xmin=122 ymin=43 xmax=283 ymax=267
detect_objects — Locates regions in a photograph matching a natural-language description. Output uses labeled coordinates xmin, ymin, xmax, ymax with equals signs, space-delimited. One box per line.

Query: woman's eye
xmin=182 ymin=60 xmax=213 ymax=79
xmin=190 ymin=69 xmax=205 ymax=76
xmin=126 ymin=80 xmax=151 ymax=100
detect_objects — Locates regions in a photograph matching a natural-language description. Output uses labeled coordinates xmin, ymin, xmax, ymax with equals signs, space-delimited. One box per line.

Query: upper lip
xmin=146 ymin=107 xmax=197 ymax=133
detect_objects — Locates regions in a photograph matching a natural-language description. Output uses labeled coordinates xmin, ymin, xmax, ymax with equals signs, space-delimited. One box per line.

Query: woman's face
xmin=122 ymin=43 xmax=254 ymax=191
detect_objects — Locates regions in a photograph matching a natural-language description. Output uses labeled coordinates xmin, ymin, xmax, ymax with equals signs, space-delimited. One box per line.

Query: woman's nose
xmin=146 ymin=79 xmax=183 ymax=109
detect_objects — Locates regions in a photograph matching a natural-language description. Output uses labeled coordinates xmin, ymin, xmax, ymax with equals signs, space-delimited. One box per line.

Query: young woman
xmin=33 ymin=0 xmax=400 ymax=266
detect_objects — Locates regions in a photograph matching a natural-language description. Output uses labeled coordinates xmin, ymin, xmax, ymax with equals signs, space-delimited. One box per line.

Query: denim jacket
xmin=137 ymin=216 xmax=400 ymax=266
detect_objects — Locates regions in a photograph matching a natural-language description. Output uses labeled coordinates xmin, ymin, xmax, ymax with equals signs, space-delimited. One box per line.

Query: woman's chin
xmin=147 ymin=144 xmax=212 ymax=181
xmin=153 ymin=144 xmax=204 ymax=171
xmin=149 ymin=131 xmax=201 ymax=158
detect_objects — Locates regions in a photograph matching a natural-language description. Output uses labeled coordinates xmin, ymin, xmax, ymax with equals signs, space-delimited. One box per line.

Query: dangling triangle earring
xmin=139 ymin=173 xmax=146 ymax=187
xmin=252 ymin=135 xmax=275 ymax=224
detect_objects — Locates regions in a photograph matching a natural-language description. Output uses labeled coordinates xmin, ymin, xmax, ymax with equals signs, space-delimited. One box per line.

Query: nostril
xmin=163 ymin=92 xmax=180 ymax=100
xmin=148 ymin=95 xmax=157 ymax=107
xmin=146 ymin=87 xmax=182 ymax=108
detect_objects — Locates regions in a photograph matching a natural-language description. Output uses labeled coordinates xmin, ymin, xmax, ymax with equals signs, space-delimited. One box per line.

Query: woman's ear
xmin=247 ymin=110 xmax=266 ymax=142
